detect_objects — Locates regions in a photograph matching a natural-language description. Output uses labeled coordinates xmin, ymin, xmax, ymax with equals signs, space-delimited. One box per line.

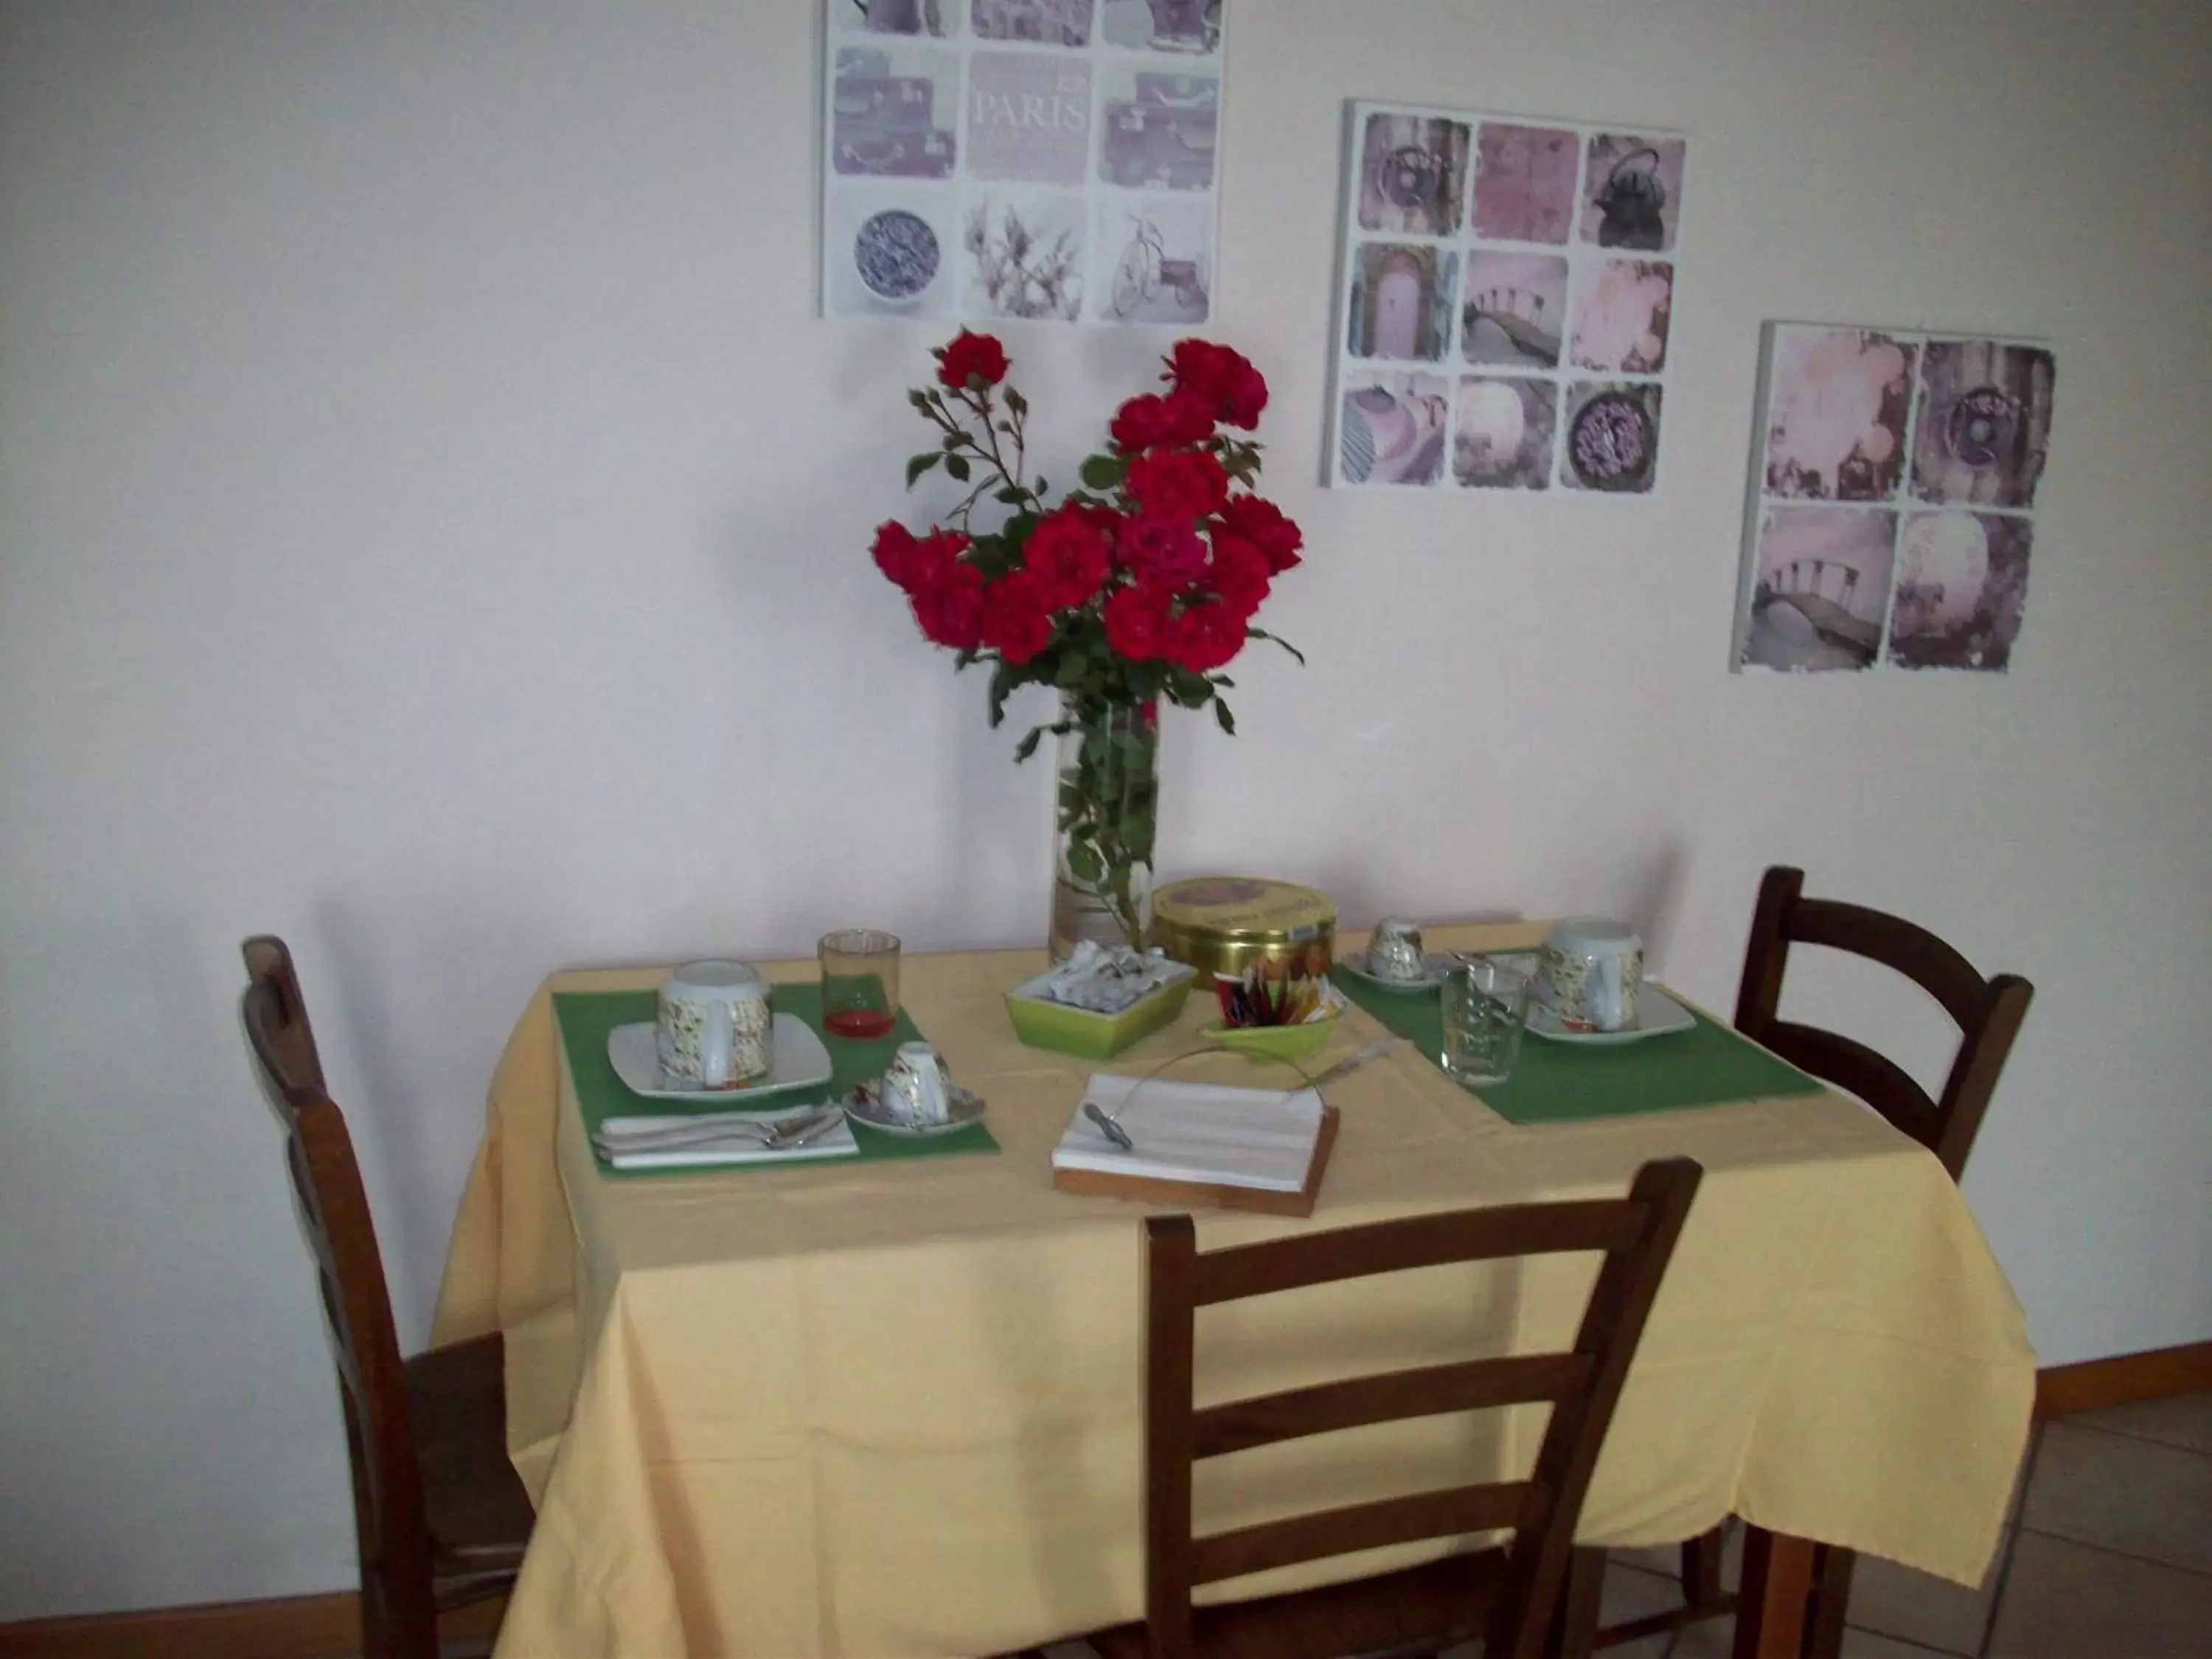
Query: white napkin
xmin=595 ymin=1104 xmax=860 ymax=1170
xmin=1052 ymin=1073 xmax=1324 ymax=1194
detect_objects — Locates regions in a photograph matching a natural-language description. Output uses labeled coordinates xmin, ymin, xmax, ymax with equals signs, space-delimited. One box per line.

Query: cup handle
xmin=700 ymin=1001 xmax=734 ymax=1088
xmin=1590 ymin=956 xmax=1621 ymax=1031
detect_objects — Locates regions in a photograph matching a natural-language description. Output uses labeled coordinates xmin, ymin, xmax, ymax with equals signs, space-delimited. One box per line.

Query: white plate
xmin=1526 ymin=984 xmax=1697 ymax=1044
xmin=843 ymin=1079 xmax=987 ymax=1139
xmin=606 ymin=1015 xmax=835 ymax=1102
xmin=1335 ymin=949 xmax=1458 ymax=992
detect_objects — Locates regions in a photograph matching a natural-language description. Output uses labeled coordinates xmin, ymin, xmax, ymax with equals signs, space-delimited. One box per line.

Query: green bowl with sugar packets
xmin=1005 ymin=977 xmax=1194 ymax=1060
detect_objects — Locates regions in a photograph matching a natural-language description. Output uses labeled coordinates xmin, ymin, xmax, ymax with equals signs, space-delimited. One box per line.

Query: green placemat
xmin=1330 ymin=957 xmax=1826 ymax=1126
xmin=554 ymin=987 xmax=1000 ymax=1175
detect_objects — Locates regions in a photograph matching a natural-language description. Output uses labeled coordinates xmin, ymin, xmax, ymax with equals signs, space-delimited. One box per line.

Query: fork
xmin=595 ymin=1105 xmax=844 ymax=1156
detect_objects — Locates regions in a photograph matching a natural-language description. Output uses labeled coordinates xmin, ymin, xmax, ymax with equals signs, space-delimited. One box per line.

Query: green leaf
xmin=1214 ymin=700 xmax=1237 ymax=736
xmin=1012 ymin=726 xmax=1044 ymax=764
xmin=1079 ymin=453 xmax=1126 ymax=490
xmin=1249 ymin=627 xmax=1307 ymax=666
xmin=1005 ymin=386 xmax=1029 ymax=419
xmin=945 ymin=453 xmax=971 ymax=481
xmin=905 ymin=452 xmax=940 ymax=487
xmin=1054 ymin=654 xmax=1088 ymax=689
xmin=987 ymin=662 xmax=1016 ymax=728
xmin=907 ymin=388 xmax=932 ymax=412
xmin=995 ymin=486 xmax=1027 ymax=506
xmin=1066 ymin=842 xmax=1105 ymax=883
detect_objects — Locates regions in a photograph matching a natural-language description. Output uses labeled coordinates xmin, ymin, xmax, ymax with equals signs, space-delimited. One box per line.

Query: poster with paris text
xmin=821 ymin=0 xmax=1226 ymax=328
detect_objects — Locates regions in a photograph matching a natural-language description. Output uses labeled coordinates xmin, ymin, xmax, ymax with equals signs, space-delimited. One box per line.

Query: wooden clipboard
xmin=1049 ymin=1105 xmax=1339 ymax=1218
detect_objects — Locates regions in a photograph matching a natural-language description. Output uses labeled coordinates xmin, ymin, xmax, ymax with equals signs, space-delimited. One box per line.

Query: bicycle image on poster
xmin=1095 ymin=200 xmax=1211 ymax=324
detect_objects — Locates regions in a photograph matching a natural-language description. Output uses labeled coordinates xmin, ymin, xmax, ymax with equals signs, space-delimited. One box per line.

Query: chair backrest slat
xmin=240 ymin=936 xmax=439 ymax=1658
xmin=1190 ymin=1481 xmax=1535 ymax=1587
xmin=1763 ymin=1020 xmax=1941 ymax=1143
xmin=1139 ymin=1158 xmax=1703 ymax=1659
xmin=1733 ymin=866 xmax=2034 ymax=1180
xmin=1190 ymin=1199 xmax=1649 ymax=1307
xmin=1193 ymin=1352 xmax=1591 ymax=1459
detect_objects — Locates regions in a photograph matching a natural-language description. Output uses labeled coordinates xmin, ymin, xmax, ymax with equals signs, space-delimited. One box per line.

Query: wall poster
xmin=821 ymin=0 xmax=1226 ymax=328
xmin=1733 ymin=322 xmax=2056 ymax=675
xmin=1325 ymin=101 xmax=1689 ymax=495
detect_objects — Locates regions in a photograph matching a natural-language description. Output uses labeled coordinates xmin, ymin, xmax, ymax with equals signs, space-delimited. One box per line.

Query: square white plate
xmin=607 ymin=1013 xmax=835 ymax=1102
xmin=1525 ymin=984 xmax=1697 ymax=1044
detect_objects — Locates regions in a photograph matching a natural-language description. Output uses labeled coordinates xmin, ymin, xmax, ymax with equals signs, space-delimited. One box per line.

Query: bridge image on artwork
xmin=1753 ymin=557 xmax=1882 ymax=655
xmin=1463 ymin=284 xmax=1562 ymax=368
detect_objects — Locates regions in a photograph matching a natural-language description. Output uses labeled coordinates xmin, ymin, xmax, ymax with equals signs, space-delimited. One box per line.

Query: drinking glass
xmin=818 ymin=930 xmax=900 ymax=1040
xmin=1439 ymin=956 xmax=1531 ymax=1088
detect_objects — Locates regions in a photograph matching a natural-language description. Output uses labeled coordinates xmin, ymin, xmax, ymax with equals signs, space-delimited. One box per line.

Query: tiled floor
xmin=1042 ymin=1391 xmax=2212 ymax=1659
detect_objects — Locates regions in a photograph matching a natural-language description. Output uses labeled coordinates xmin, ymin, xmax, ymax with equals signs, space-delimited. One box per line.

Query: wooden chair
xmin=1563 ymin=866 xmax=2034 ymax=1659
xmin=241 ymin=936 xmax=533 ymax=1659
xmin=1060 ymin=1158 xmax=1703 ymax=1659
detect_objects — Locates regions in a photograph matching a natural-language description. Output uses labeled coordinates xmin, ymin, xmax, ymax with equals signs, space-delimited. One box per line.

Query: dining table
xmin=430 ymin=922 xmax=2035 ymax=1658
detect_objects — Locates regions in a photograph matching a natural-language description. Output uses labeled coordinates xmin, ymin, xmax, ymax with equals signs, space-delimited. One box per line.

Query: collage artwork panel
xmin=1329 ymin=102 xmax=1688 ymax=493
xmin=821 ymin=0 xmax=1223 ymax=327
xmin=1736 ymin=323 xmax=2054 ymax=675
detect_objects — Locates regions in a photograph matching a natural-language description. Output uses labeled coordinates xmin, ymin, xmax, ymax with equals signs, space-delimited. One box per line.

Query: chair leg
xmin=1801 ymin=1544 xmax=1854 ymax=1659
xmin=1550 ymin=1545 xmax=1607 ymax=1659
xmin=1680 ymin=1523 xmax=1728 ymax=1608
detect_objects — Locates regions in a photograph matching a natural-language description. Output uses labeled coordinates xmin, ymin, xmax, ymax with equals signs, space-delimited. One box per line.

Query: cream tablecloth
xmin=431 ymin=925 xmax=2035 ymax=1658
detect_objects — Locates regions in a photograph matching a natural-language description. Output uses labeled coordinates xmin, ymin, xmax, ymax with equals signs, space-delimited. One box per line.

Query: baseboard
xmin=0 ymin=1590 xmax=504 ymax=1659
xmin=2036 ymin=1338 xmax=2212 ymax=1420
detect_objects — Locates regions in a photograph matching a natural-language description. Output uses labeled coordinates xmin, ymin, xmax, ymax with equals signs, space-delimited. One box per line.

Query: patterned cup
xmin=1537 ymin=919 xmax=1644 ymax=1033
xmin=656 ymin=961 xmax=774 ymax=1090
xmin=1369 ymin=917 xmax=1429 ymax=981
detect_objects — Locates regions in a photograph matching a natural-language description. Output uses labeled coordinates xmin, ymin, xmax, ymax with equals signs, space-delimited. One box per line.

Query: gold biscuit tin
xmin=1149 ymin=877 xmax=1337 ymax=981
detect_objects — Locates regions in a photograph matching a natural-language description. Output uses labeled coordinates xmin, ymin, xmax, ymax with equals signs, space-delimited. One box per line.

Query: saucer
xmin=844 ymin=1079 xmax=987 ymax=1138
xmin=1526 ymin=985 xmax=1697 ymax=1044
xmin=1336 ymin=949 xmax=1456 ymax=992
xmin=607 ymin=1014 xmax=835 ymax=1102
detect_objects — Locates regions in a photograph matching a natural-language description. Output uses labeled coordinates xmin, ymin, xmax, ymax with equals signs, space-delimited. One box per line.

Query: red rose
xmin=1110 ymin=394 xmax=1169 ymax=453
xmin=936 ymin=330 xmax=1010 ymax=391
xmin=1127 ymin=449 xmax=1229 ymax=524
xmin=871 ymin=520 xmax=922 ymax=590
xmin=1022 ymin=507 xmax=1112 ymax=611
xmin=1215 ymin=495 xmax=1303 ymax=573
xmin=1163 ymin=599 xmax=1247 ymax=673
xmin=1158 ymin=388 xmax=1217 ymax=446
xmin=1218 ymin=356 xmax=1269 ymax=429
xmin=1114 ymin=514 xmax=1209 ymax=588
xmin=979 ymin=569 xmax=1055 ymax=664
xmin=1165 ymin=338 xmax=1232 ymax=402
xmin=911 ymin=559 xmax=984 ymax=651
xmin=1103 ymin=581 xmax=1175 ymax=661
xmin=1206 ymin=532 xmax=1273 ymax=615
xmin=1165 ymin=338 xmax=1267 ymax=429
xmin=905 ymin=527 xmax=969 ymax=591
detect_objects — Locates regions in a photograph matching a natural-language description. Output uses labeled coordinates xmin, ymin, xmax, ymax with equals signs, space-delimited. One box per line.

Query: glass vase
xmin=1048 ymin=694 xmax=1160 ymax=962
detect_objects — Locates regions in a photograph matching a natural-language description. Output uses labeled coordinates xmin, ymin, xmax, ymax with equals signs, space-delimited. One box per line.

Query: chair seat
xmin=404 ymin=1332 xmax=535 ymax=1607
xmin=1086 ymin=1548 xmax=1506 ymax=1659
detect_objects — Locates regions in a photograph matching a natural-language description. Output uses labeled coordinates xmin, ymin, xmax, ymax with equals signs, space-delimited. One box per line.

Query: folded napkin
xmin=594 ymin=1103 xmax=860 ymax=1171
xmin=1052 ymin=1073 xmax=1325 ymax=1194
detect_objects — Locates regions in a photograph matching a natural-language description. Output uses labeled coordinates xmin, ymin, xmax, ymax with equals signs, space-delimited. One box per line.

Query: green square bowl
xmin=1004 ymin=978 xmax=1194 ymax=1060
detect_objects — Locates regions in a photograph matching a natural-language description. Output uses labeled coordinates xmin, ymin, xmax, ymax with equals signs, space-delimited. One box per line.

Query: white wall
xmin=2 ymin=0 xmax=2207 ymax=1619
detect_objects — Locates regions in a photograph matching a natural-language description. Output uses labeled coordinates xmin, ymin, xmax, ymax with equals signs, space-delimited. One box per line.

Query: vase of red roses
xmin=871 ymin=328 xmax=1305 ymax=959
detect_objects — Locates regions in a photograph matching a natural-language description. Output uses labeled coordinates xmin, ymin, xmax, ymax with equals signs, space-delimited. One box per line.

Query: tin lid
xmin=1152 ymin=877 xmax=1337 ymax=945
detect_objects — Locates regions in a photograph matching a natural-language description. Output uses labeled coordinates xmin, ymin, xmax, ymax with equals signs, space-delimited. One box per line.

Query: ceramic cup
xmin=1369 ymin=917 xmax=1428 ymax=981
xmin=1537 ymin=919 xmax=1644 ymax=1034
xmin=656 ymin=961 xmax=774 ymax=1091
xmin=878 ymin=1040 xmax=953 ymax=1127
